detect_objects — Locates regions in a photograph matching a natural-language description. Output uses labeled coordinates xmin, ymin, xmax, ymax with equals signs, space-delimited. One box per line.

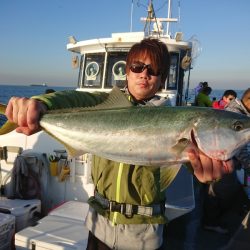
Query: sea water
xmin=0 ymin=84 xmax=75 ymax=104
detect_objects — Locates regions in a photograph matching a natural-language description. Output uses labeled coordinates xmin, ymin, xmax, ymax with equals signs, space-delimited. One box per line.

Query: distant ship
xmin=30 ymin=83 xmax=47 ymax=87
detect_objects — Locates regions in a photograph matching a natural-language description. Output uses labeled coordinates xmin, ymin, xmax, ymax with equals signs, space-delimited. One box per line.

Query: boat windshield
xmin=81 ymin=52 xmax=127 ymax=89
xmin=80 ymin=51 xmax=180 ymax=91
xmin=105 ymin=52 xmax=127 ymax=88
xmin=82 ymin=53 xmax=105 ymax=88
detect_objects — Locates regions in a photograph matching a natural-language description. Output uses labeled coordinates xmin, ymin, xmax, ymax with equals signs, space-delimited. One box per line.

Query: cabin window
xmin=105 ymin=52 xmax=127 ymax=88
xmin=82 ymin=53 xmax=105 ymax=88
xmin=166 ymin=53 xmax=179 ymax=90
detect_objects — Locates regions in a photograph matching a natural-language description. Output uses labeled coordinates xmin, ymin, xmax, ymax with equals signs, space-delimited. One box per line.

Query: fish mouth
xmin=190 ymin=128 xmax=211 ymax=158
xmin=190 ymin=128 xmax=238 ymax=161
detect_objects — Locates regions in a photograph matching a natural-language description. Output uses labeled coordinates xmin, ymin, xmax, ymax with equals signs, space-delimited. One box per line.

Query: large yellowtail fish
xmin=1 ymin=87 xmax=250 ymax=166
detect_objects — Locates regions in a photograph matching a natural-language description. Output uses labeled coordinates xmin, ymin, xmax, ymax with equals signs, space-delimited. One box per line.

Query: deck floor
xmin=164 ymin=188 xmax=250 ymax=250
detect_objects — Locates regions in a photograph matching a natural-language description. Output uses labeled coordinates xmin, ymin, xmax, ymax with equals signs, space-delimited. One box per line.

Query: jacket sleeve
xmin=31 ymin=90 xmax=109 ymax=110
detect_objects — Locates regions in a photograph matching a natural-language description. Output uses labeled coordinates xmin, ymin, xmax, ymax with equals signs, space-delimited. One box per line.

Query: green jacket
xmin=33 ymin=89 xmax=180 ymax=224
xmin=195 ymin=92 xmax=212 ymax=107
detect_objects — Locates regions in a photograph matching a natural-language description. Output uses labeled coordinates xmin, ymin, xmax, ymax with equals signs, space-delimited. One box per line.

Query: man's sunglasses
xmin=130 ymin=62 xmax=160 ymax=76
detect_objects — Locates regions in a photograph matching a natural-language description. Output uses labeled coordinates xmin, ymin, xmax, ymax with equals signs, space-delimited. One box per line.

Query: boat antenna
xmin=178 ymin=0 xmax=181 ymax=31
xmin=166 ymin=0 xmax=172 ymax=36
xmin=130 ymin=0 xmax=134 ymax=32
xmin=143 ymin=0 xmax=159 ymax=36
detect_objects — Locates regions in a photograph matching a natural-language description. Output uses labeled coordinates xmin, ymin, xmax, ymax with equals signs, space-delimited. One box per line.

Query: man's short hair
xmin=202 ymin=86 xmax=212 ymax=95
xmin=125 ymin=38 xmax=170 ymax=84
xmin=223 ymin=89 xmax=237 ymax=98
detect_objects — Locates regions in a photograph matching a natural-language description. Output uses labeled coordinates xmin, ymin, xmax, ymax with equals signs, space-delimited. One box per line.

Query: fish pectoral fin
xmin=43 ymin=129 xmax=85 ymax=158
xmin=64 ymin=144 xmax=84 ymax=158
xmin=171 ymin=138 xmax=192 ymax=155
xmin=54 ymin=141 xmax=84 ymax=159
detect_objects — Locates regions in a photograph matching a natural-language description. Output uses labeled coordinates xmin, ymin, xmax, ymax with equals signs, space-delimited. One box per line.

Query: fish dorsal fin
xmin=47 ymin=86 xmax=133 ymax=115
xmin=91 ymin=86 xmax=133 ymax=110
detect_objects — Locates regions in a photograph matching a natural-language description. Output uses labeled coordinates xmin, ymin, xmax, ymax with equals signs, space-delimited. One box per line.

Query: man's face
xmin=223 ymin=95 xmax=235 ymax=104
xmin=126 ymin=57 xmax=162 ymax=101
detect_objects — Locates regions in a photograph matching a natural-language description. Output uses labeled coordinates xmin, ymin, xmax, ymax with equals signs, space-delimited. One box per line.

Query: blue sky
xmin=0 ymin=0 xmax=249 ymax=90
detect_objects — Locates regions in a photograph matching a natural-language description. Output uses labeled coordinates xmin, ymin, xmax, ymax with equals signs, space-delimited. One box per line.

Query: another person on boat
xmin=204 ymin=89 xmax=250 ymax=233
xmin=226 ymin=88 xmax=250 ymax=115
xmin=194 ymin=81 xmax=208 ymax=97
xmin=194 ymin=82 xmax=204 ymax=96
xmin=212 ymin=89 xmax=237 ymax=110
xmin=202 ymin=89 xmax=240 ymax=234
xmin=5 ymin=38 xmax=234 ymax=250
xmin=195 ymin=86 xmax=213 ymax=107
xmin=226 ymin=88 xmax=250 ymax=174
xmin=202 ymin=81 xmax=208 ymax=88
xmin=202 ymin=89 xmax=250 ymax=234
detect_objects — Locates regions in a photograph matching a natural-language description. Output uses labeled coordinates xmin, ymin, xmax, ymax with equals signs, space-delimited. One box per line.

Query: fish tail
xmin=0 ymin=103 xmax=6 ymax=115
xmin=0 ymin=103 xmax=17 ymax=135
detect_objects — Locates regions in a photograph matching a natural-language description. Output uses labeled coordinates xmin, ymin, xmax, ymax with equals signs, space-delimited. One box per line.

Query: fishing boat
xmin=0 ymin=1 xmax=196 ymax=249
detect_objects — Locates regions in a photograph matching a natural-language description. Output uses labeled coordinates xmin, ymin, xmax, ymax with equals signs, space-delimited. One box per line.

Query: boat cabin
xmin=67 ymin=28 xmax=192 ymax=107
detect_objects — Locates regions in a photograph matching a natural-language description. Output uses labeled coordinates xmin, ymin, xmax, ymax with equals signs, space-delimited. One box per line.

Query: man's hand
xmin=187 ymin=148 xmax=234 ymax=183
xmin=5 ymin=97 xmax=47 ymax=135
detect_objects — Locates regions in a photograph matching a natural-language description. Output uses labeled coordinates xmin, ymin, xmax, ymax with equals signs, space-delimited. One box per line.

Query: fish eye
xmin=232 ymin=121 xmax=244 ymax=131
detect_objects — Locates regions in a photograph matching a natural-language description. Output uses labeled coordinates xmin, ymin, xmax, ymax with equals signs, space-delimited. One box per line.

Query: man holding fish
xmin=5 ymin=39 xmax=237 ymax=249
